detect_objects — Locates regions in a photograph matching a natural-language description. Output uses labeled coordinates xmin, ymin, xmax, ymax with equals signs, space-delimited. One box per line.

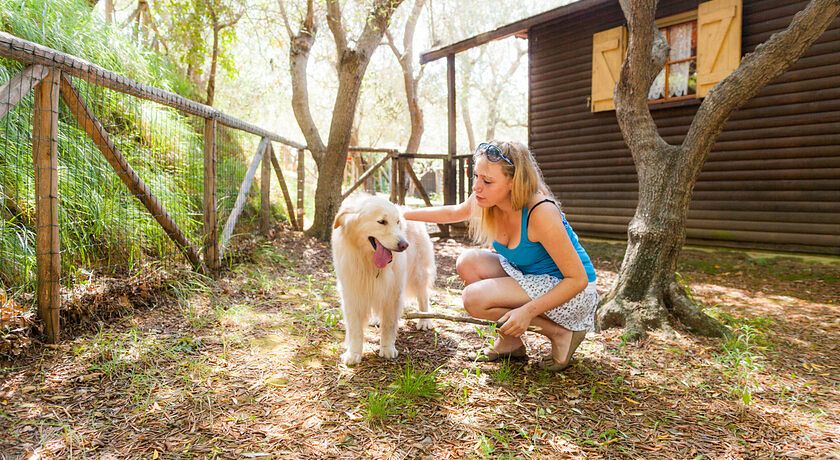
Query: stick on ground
xmin=404 ymin=312 xmax=542 ymax=333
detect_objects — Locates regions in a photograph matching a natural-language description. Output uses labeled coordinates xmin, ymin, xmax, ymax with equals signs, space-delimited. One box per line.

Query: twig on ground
xmin=404 ymin=312 xmax=542 ymax=333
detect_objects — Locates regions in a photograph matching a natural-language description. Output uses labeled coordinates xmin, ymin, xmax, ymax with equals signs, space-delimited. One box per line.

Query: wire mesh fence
xmin=216 ymin=123 xmax=257 ymax=261
xmin=0 ymin=32 xmax=307 ymax=344
xmin=0 ymin=60 xmax=38 ymax=298
xmin=58 ymin=74 xmax=207 ymax=284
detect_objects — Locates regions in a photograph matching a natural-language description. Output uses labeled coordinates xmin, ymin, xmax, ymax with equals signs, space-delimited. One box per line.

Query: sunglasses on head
xmin=475 ymin=142 xmax=513 ymax=165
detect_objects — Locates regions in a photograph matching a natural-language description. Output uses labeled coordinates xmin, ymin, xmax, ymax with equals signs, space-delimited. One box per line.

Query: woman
xmin=403 ymin=141 xmax=598 ymax=370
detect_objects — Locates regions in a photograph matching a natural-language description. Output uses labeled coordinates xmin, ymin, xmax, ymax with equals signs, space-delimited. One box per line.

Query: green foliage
xmin=0 ymin=0 xmax=191 ymax=93
xmin=707 ymin=308 xmax=774 ymax=405
xmin=0 ymin=0 xmax=253 ymax=298
xmin=361 ymin=389 xmax=398 ymax=423
xmin=154 ymin=0 xmax=244 ymax=84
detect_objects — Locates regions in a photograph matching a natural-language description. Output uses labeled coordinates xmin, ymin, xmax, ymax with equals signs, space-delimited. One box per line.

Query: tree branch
xmin=615 ymin=0 xmax=670 ymax=157
xmin=683 ymin=0 xmax=840 ymax=166
xmin=277 ymin=0 xmax=294 ymax=38
xmin=356 ymin=0 xmax=403 ymax=60
xmin=403 ymin=0 xmax=425 ymax=57
xmin=384 ymin=28 xmax=403 ymax=60
xmin=326 ymin=0 xmax=347 ymax=54
xmin=289 ymin=0 xmax=325 ymax=157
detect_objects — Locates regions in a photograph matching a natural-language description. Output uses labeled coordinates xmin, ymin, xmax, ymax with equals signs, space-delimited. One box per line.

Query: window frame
xmin=648 ymin=10 xmax=699 ymax=105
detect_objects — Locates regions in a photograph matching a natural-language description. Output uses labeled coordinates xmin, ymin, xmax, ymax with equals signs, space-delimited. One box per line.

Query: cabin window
xmin=590 ymin=0 xmax=742 ymax=113
xmin=648 ymin=20 xmax=697 ymax=102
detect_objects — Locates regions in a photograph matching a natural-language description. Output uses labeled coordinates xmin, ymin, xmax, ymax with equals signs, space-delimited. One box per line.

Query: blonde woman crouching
xmin=403 ymin=140 xmax=598 ymax=371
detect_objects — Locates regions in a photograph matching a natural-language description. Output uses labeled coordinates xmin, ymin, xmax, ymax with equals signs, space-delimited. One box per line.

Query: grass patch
xmin=361 ymin=360 xmax=441 ymax=424
xmin=492 ymin=359 xmax=515 ymax=384
xmin=705 ymin=308 xmax=774 ymax=405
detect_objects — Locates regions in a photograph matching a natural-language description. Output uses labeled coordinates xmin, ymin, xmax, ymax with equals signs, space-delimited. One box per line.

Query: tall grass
xmin=0 ymin=0 xmax=251 ymax=299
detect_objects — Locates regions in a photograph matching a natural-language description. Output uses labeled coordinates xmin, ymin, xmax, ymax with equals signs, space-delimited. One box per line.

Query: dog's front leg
xmin=341 ymin=302 xmax=366 ymax=366
xmin=378 ymin=298 xmax=401 ymax=359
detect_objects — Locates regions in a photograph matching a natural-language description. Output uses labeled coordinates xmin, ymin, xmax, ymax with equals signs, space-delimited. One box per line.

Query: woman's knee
xmin=462 ymin=284 xmax=487 ymax=317
xmin=456 ymin=249 xmax=485 ymax=284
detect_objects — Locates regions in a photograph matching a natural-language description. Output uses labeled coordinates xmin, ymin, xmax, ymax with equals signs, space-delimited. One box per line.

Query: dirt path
xmin=1 ymin=225 xmax=838 ymax=459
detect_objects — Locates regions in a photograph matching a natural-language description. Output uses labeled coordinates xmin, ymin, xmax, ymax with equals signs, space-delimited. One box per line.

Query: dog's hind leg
xmin=415 ymin=289 xmax=433 ymax=330
xmin=341 ymin=303 xmax=367 ymax=366
xmin=378 ymin=299 xmax=401 ymax=359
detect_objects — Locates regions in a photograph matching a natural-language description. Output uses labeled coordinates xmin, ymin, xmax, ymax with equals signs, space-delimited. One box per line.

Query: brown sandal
xmin=540 ymin=330 xmax=587 ymax=371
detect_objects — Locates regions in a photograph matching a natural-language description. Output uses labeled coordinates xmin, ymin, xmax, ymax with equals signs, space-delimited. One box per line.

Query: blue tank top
xmin=492 ymin=201 xmax=597 ymax=283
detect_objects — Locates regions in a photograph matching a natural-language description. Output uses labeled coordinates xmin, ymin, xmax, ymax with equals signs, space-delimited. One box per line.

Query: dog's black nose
xmin=396 ymin=240 xmax=409 ymax=252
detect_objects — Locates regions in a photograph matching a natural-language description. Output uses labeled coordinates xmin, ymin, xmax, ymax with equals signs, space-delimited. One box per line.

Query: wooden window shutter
xmin=696 ymin=0 xmax=742 ymax=97
xmin=591 ymin=25 xmax=627 ymax=112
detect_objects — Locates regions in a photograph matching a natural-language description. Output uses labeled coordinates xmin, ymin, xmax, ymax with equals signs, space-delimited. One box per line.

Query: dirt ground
xmin=1 ymin=223 xmax=838 ymax=459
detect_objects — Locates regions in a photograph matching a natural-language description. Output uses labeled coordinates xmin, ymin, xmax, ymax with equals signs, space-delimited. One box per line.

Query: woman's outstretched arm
xmin=403 ymin=194 xmax=474 ymax=224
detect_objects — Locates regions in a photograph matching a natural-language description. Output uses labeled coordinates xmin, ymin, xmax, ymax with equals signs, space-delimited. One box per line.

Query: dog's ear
xmin=333 ymin=207 xmax=355 ymax=229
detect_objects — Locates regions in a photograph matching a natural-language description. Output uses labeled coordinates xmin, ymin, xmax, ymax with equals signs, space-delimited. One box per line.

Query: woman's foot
xmin=540 ymin=330 xmax=587 ymax=371
xmin=470 ymin=336 xmax=527 ymax=362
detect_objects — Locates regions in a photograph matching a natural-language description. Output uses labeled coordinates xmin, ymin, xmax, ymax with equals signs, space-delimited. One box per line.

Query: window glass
xmin=649 ymin=20 xmax=697 ymax=102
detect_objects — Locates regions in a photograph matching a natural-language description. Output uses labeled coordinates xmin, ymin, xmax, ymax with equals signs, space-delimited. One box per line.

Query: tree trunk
xmin=104 ymin=0 xmax=114 ymax=23
xmin=597 ymin=144 xmax=727 ymax=339
xmin=206 ymin=26 xmax=220 ymax=106
xmin=282 ymin=0 xmax=404 ymax=240
xmin=386 ymin=0 xmax=426 ymax=198
xmin=601 ymin=0 xmax=840 ymax=340
xmin=459 ymin=55 xmax=477 ymax=150
xmin=307 ymin=50 xmax=367 ymax=240
xmin=309 ymin=152 xmax=345 ymax=240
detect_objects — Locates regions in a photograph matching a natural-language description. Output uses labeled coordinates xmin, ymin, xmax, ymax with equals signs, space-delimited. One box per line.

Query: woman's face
xmin=472 ymin=156 xmax=513 ymax=208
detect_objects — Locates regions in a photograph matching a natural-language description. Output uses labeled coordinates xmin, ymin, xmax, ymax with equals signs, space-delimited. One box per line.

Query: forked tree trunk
xmin=280 ymin=0 xmax=404 ymax=241
xmin=599 ymin=0 xmax=840 ymax=339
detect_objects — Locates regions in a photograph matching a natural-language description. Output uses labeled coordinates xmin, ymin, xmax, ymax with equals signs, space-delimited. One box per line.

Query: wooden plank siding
xmin=528 ymin=0 xmax=840 ymax=255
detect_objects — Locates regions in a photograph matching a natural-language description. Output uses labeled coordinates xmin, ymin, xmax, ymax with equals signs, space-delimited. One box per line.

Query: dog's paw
xmin=379 ymin=346 xmax=398 ymax=359
xmin=416 ymin=318 xmax=434 ymax=330
xmin=341 ymin=351 xmax=363 ymax=366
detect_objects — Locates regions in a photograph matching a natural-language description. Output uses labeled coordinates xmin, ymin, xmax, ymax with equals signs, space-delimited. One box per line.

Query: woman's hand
xmin=498 ymin=306 xmax=534 ymax=338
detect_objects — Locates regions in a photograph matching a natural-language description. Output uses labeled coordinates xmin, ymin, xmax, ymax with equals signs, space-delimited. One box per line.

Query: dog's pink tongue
xmin=373 ymin=239 xmax=393 ymax=269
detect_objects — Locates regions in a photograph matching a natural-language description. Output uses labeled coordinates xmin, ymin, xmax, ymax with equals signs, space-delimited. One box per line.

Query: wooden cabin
xmin=421 ymin=0 xmax=840 ymax=255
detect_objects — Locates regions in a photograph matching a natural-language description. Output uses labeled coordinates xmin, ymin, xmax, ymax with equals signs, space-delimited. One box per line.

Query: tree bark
xmin=459 ymin=50 xmax=482 ymax=151
xmin=104 ymin=0 xmax=114 ymax=23
xmin=600 ymin=0 xmax=840 ymax=340
xmin=206 ymin=25 xmax=220 ymax=106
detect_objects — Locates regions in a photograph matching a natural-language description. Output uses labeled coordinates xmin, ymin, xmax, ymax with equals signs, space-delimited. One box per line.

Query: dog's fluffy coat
xmin=331 ymin=195 xmax=436 ymax=365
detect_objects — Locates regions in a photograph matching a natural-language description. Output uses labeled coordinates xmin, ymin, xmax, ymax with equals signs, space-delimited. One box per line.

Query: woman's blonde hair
xmin=468 ymin=140 xmax=554 ymax=246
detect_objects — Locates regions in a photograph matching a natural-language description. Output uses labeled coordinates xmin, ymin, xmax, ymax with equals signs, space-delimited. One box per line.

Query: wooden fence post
xmin=33 ymin=69 xmax=61 ymax=343
xmin=261 ymin=141 xmax=272 ymax=235
xmin=398 ymin=156 xmax=407 ymax=205
xmin=296 ymin=149 xmax=305 ymax=228
xmin=203 ymin=117 xmax=218 ymax=271
xmin=390 ymin=153 xmax=398 ymax=203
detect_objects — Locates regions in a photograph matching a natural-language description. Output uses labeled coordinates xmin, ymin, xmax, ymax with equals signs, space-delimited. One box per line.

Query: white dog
xmin=331 ymin=195 xmax=436 ymax=365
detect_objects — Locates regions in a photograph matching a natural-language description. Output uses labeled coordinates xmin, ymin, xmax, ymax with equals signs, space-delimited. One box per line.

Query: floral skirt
xmin=497 ymin=255 xmax=598 ymax=332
